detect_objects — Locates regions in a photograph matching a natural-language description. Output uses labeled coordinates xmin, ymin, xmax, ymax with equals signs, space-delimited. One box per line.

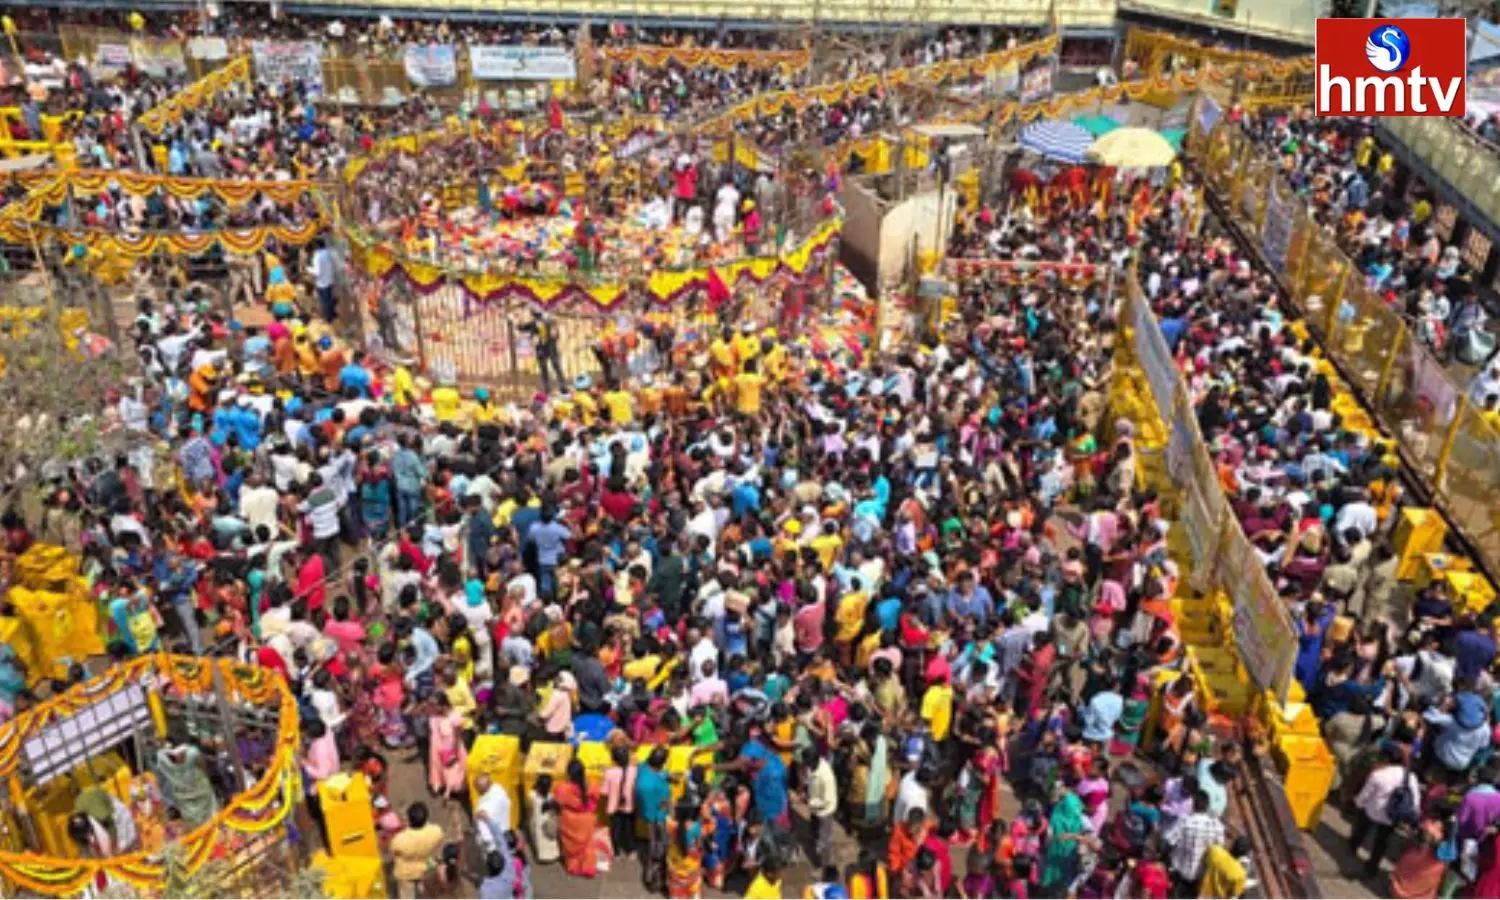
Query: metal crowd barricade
xmin=1187 ymin=102 xmax=1500 ymax=586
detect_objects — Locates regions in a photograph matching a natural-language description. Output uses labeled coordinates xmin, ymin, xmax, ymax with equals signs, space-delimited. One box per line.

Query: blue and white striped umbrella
xmin=1018 ymin=119 xmax=1096 ymax=164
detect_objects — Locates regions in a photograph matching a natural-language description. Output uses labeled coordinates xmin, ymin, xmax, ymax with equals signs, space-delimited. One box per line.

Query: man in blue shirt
xmin=723 ymin=733 xmax=788 ymax=827
xmin=636 ymin=747 xmax=672 ymax=894
xmin=338 ymin=351 xmax=373 ymax=398
xmin=525 ymin=504 xmax=571 ymax=599
xmin=945 ymin=571 xmax=995 ymax=628
xmin=391 ymin=435 xmax=427 ymax=528
xmin=403 ymin=615 xmax=441 ymax=691
xmin=1453 ymin=616 xmax=1497 ymax=684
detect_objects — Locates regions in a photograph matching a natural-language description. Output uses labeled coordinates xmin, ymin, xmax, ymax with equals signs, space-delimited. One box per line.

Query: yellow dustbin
xmin=317 ymin=773 xmax=379 ymax=859
xmin=313 ymin=851 xmax=386 ymax=899
xmin=1277 ymin=734 xmax=1336 ymax=831
xmin=524 ymin=742 xmax=573 ymax=803
xmin=576 ymin=741 xmax=613 ymax=823
xmin=1394 ymin=508 xmax=1447 ymax=580
xmin=1445 ymin=571 xmax=1497 ymax=616
xmin=1415 ymin=553 xmax=1471 ymax=589
xmin=467 ymin=734 xmax=523 ymax=829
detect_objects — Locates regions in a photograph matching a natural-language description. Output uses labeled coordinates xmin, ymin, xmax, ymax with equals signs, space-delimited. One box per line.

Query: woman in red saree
xmin=554 ymin=759 xmax=600 ymax=878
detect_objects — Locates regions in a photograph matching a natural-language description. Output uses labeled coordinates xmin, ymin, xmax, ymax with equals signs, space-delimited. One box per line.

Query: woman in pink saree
xmin=427 ymin=693 xmax=468 ymax=798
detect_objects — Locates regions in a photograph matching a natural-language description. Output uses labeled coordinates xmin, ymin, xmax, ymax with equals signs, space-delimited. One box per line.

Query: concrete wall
xmin=836 ymin=181 xmax=883 ymax=294
xmin=877 ymin=186 xmax=958 ymax=290
xmin=838 ymin=180 xmax=958 ymax=293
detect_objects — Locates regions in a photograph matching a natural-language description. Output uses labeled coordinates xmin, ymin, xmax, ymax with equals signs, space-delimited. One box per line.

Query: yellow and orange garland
xmin=137 ymin=57 xmax=254 ymax=135
xmin=0 ymin=654 xmax=301 ymax=897
xmin=601 ymin=44 xmax=811 ymax=74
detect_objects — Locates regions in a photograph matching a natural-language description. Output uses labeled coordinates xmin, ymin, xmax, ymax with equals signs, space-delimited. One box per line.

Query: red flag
xmin=547 ymin=98 xmax=564 ymax=132
xmin=706 ymin=267 xmax=730 ymax=310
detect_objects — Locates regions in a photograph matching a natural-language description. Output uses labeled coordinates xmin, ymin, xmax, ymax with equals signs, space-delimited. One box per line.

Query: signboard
xmin=1199 ymin=94 xmax=1223 ymax=133
xmin=1219 ymin=518 xmax=1297 ymax=700
xmin=404 ymin=44 xmax=458 ymax=87
xmin=129 ymin=38 xmax=188 ymax=78
xmin=95 ymin=43 xmax=132 ymax=71
xmin=1019 ymin=65 xmax=1053 ymax=102
xmin=187 ymin=37 xmax=229 ymax=61
xmin=252 ymin=40 xmax=324 ymax=95
xmin=991 ymin=61 xmax=1021 ymax=97
xmin=1129 ymin=294 xmax=1179 ymax=423
xmin=19 ymin=683 xmax=153 ymax=784
xmin=470 ymin=45 xmax=577 ymax=81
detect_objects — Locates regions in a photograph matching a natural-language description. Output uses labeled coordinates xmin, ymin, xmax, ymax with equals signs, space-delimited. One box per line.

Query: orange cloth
xmin=555 ymin=781 xmax=599 ymax=878
xmin=888 ymin=823 xmax=927 ymax=874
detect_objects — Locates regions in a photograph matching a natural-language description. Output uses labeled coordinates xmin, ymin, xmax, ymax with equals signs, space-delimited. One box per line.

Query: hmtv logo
xmin=1316 ymin=18 xmax=1466 ymax=116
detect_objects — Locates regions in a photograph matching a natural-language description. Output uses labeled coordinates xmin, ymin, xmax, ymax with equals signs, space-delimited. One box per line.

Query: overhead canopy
xmin=1160 ymin=127 xmax=1186 ymax=151
xmin=910 ymin=122 xmax=987 ymax=141
xmin=1087 ymin=126 xmax=1178 ymax=167
xmin=1072 ymin=114 xmax=1121 ymax=138
xmin=1018 ymin=119 xmax=1094 ymax=164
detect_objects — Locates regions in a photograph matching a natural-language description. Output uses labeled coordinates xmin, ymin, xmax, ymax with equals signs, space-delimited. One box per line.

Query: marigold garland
xmin=0 ymin=654 xmax=300 ymax=896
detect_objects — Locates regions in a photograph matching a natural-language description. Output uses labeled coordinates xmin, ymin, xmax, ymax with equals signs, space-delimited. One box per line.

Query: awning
xmin=1072 ymin=114 xmax=1122 ymax=138
xmin=1018 ymin=119 xmax=1095 ymax=164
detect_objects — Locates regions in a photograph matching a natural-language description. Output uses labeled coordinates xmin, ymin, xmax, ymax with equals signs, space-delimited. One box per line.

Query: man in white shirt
xmin=473 ymin=775 xmax=514 ymax=852
xmin=892 ymin=769 xmax=931 ymax=827
xmin=306 ymin=670 xmax=346 ymax=732
xmin=239 ymin=472 xmax=280 ymax=537
xmin=803 ymin=747 xmax=838 ymax=867
xmin=1351 ymin=744 xmax=1419 ymax=877
xmin=688 ymin=627 xmax=719 ymax=686
xmin=1334 ymin=490 xmax=1379 ymax=539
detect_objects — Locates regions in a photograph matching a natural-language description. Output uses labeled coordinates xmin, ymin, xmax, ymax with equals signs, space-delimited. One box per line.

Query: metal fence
xmin=1188 ymin=106 xmax=1500 ymax=585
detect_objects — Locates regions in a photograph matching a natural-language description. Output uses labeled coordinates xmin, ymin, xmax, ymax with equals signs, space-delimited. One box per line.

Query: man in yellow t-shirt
xmin=431 ymin=384 xmax=461 ymax=423
xmin=1198 ymin=839 xmax=1248 ymax=898
xmin=835 ymin=585 xmax=869 ymax=644
xmin=734 ymin=321 xmax=761 ymax=367
xmin=602 ymin=386 xmax=634 ymax=424
xmin=762 ymin=338 xmax=789 ymax=381
xmin=622 ymin=652 xmax=662 ymax=684
xmin=743 ymin=861 xmax=784 ymax=899
xmin=390 ymin=365 xmax=417 ymax=408
xmin=709 ymin=329 xmax=736 ymax=380
xmin=1354 ymin=134 xmax=1374 ymax=168
xmin=734 ymin=360 xmax=766 ymax=415
xmin=920 ymin=677 xmax=954 ymax=742
xmin=389 ymin=804 xmax=446 ymax=897
xmin=810 ymin=520 xmax=844 ymax=571
xmin=636 ymin=374 xmax=663 ymax=415
xmin=570 ymin=376 xmax=598 ymax=426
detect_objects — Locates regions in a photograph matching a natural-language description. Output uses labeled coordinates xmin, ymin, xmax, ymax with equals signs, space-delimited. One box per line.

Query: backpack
xmin=1384 ymin=769 xmax=1419 ymax=827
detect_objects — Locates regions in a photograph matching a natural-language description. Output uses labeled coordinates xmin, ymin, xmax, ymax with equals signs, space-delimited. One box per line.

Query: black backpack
xmin=1384 ymin=768 xmax=1419 ymax=827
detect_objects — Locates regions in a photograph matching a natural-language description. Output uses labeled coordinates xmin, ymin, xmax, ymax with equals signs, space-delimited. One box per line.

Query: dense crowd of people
xmin=1237 ymin=108 xmax=1497 ymax=369
xmin=1147 ymin=108 xmax=1500 ymax=899
xmin=5 ymin=12 xmax=1500 ymax=900
xmin=2 ymin=146 xmax=1290 ymax=900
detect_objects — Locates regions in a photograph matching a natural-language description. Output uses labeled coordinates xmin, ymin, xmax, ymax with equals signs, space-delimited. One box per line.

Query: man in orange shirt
xmin=318 ymin=337 xmax=347 ymax=393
